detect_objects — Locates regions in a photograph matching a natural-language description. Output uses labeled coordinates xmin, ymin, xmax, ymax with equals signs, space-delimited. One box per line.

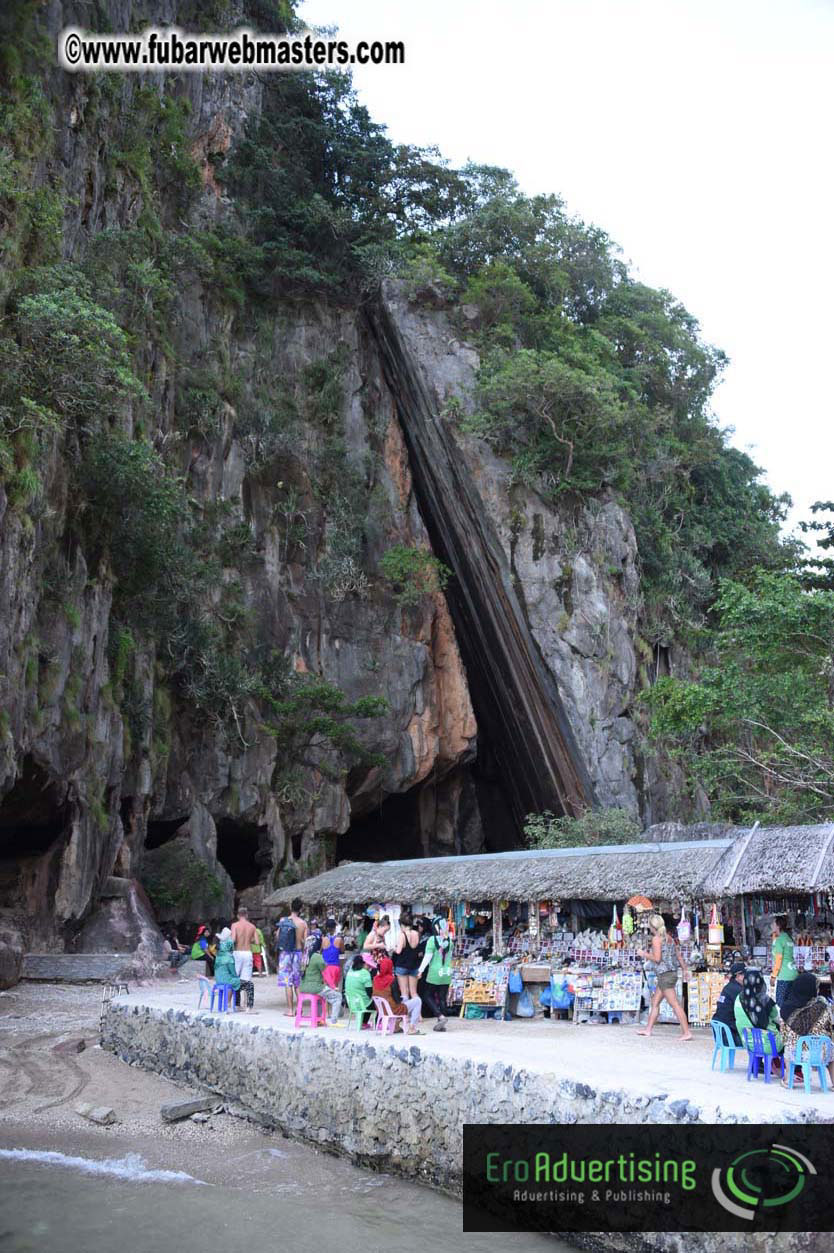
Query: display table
xmin=569 ymin=968 xmax=642 ymax=1024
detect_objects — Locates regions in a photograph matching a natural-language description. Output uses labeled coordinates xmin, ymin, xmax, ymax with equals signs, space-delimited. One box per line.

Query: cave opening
xmin=145 ymin=815 xmax=188 ymax=851
xmin=338 ymin=789 xmax=424 ymax=864
xmin=0 ymin=756 xmax=69 ymax=911
xmin=216 ymin=818 xmax=268 ymax=890
xmin=0 ymin=756 xmax=69 ymax=861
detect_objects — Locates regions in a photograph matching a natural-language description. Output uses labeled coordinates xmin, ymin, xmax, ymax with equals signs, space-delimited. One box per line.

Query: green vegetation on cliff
xmin=0 ymin=0 xmax=818 ymax=832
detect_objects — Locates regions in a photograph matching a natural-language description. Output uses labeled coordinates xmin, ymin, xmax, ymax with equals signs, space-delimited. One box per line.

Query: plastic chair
xmin=295 ymin=991 xmax=327 ymax=1028
xmin=210 ymin=984 xmax=236 ymax=1012
xmin=787 ymin=1035 xmax=832 ymax=1094
xmin=710 ymin=1019 xmax=737 ymax=1071
xmin=197 ymin=977 xmax=213 ymax=1009
xmin=742 ymin=1027 xmax=784 ymax=1082
xmin=345 ymin=992 xmax=376 ymax=1031
xmin=373 ymin=995 xmax=408 ymax=1035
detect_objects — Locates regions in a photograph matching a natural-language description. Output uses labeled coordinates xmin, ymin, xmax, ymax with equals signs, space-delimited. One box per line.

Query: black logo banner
xmin=462 ymin=1124 xmax=834 ymax=1232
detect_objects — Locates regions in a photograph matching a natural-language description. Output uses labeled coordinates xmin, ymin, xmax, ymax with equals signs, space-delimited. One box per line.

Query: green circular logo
xmin=712 ymin=1144 xmax=815 ymax=1220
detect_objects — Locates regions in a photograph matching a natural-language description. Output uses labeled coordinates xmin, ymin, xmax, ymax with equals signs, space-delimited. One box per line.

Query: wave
xmin=0 ymin=1148 xmax=208 ymax=1186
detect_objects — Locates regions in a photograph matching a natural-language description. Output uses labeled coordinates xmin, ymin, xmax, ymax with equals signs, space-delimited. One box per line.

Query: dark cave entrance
xmin=0 ymin=756 xmax=70 ymax=910
xmin=216 ymin=818 xmax=268 ymax=890
xmin=338 ymin=789 xmax=425 ymax=863
xmin=339 ymin=751 xmax=519 ymax=865
xmin=145 ymin=815 xmax=188 ymax=850
xmin=470 ymin=738 xmax=523 ymax=853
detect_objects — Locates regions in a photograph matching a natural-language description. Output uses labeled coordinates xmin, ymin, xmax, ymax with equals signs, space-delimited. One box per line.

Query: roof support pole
xmin=492 ymin=899 xmax=503 ymax=956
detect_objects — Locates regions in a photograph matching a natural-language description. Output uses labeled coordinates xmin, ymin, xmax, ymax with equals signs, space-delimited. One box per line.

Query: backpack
xmin=276 ymin=917 xmax=297 ymax=953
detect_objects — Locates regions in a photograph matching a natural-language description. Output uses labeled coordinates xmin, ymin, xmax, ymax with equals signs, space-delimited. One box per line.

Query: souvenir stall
xmin=264 ymin=832 xmax=741 ymax=1024
xmin=695 ymin=821 xmax=834 ymax=993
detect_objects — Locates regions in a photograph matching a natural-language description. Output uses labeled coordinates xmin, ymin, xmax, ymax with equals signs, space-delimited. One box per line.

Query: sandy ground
xmin=113 ymin=972 xmax=834 ymax=1123
xmin=0 ymin=980 xmax=278 ymax=1178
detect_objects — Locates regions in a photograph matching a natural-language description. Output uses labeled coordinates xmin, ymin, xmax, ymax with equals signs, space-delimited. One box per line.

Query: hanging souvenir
xmin=608 ymin=904 xmax=622 ymax=945
xmin=622 ymin=905 xmax=634 ymax=936
xmin=708 ymin=903 xmax=724 ymax=945
xmin=677 ymin=903 xmax=691 ymax=944
xmin=694 ymin=905 xmax=700 ymax=945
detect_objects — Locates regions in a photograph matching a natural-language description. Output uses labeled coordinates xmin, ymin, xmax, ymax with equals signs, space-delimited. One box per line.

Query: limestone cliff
xmin=0 ymin=0 xmax=691 ymax=961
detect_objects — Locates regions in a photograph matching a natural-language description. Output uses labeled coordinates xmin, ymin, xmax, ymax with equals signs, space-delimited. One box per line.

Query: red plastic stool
xmin=295 ymin=992 xmax=327 ymax=1028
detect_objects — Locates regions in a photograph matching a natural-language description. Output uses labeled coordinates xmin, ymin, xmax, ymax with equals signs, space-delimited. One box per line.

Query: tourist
xmin=362 ymin=915 xmax=390 ymax=955
xmin=779 ymin=971 xmax=834 ymax=1089
xmin=230 ymin=906 xmax=257 ymax=985
xmin=214 ymin=935 xmax=255 ymax=1012
xmin=299 ymin=948 xmax=343 ymax=1025
xmin=355 ymin=912 xmax=375 ymax=951
xmin=771 ymin=916 xmax=798 ymax=1011
xmin=393 ymin=911 xmax=422 ymax=1003
xmin=252 ymin=924 xmax=267 ymax=976
xmin=734 ymin=968 xmax=783 ymax=1060
xmin=303 ymin=917 xmax=323 ymax=968
xmin=190 ymin=924 xmax=215 ymax=976
xmin=418 ymin=915 xmax=453 ymax=1032
xmin=344 ymin=953 xmax=375 ymax=1027
xmin=164 ymin=929 xmax=189 ymax=970
xmin=276 ymin=898 xmax=308 ymax=1016
xmin=636 ymin=913 xmax=693 ymax=1041
xmin=321 ymin=918 xmax=343 ymax=992
xmin=711 ymin=961 xmax=746 ymax=1045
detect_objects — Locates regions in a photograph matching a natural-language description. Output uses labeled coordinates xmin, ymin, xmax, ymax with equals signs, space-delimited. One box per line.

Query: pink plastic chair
xmin=373 ymin=995 xmax=408 ymax=1035
xmin=295 ymin=992 xmax=327 ymax=1028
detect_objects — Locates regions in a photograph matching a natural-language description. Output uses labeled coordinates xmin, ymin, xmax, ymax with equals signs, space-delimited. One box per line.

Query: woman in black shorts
xmin=394 ymin=912 xmax=422 ymax=1002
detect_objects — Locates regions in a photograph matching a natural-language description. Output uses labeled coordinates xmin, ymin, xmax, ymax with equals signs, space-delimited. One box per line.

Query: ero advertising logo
xmin=711 ymin=1144 xmax=816 ymax=1221
xmin=463 ymin=1125 xmax=833 ymax=1233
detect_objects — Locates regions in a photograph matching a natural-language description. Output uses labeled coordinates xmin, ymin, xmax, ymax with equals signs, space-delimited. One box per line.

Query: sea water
xmin=0 ymin=1134 xmax=561 ymax=1253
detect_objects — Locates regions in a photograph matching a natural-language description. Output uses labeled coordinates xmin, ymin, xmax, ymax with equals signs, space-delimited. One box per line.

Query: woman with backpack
xmin=418 ymin=915 xmax=453 ymax=1031
xmin=636 ymin=913 xmax=692 ymax=1041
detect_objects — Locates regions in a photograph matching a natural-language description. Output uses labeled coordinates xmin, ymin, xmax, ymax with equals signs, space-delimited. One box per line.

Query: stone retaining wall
xmin=100 ymin=1001 xmax=810 ymax=1191
xmin=102 ymin=1002 xmax=829 ymax=1253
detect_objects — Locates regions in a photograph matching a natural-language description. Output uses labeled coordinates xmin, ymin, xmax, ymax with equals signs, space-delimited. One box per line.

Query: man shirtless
xmin=230 ymin=907 xmax=258 ymax=984
xmin=276 ymin=898 xmax=308 ymax=1015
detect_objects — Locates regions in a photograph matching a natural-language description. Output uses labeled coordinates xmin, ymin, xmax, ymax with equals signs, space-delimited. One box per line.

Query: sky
xmin=297 ymin=0 xmax=834 ymax=546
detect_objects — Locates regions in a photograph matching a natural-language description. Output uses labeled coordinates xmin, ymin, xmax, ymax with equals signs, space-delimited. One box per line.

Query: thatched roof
xmin=698 ymin=824 xmax=834 ymax=897
xmin=265 ymin=838 xmax=733 ymax=911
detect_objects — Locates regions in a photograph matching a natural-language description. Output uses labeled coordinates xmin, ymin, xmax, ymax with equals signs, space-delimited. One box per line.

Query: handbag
xmin=676 ymin=903 xmax=691 ymax=944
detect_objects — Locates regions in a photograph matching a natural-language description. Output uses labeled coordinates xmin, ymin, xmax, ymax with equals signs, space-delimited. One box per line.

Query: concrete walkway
xmin=115 ymin=977 xmax=833 ymax=1124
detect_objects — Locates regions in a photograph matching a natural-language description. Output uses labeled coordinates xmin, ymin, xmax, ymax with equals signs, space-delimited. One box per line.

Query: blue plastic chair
xmin=742 ymin=1027 xmax=784 ymax=1082
xmin=197 ymin=977 xmax=212 ymax=1009
xmin=210 ymin=983 xmax=236 ymax=1012
xmin=787 ymin=1035 xmax=831 ymax=1094
xmin=710 ymin=1019 xmax=737 ymax=1071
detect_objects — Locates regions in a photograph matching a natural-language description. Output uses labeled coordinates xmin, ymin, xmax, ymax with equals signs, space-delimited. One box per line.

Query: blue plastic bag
xmin=516 ymin=988 xmax=535 ymax=1017
xmin=508 ymin=969 xmax=523 ymax=995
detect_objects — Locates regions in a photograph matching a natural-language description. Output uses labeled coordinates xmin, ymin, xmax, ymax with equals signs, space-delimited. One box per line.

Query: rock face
xmin=0 ymin=0 xmax=691 ymax=965
xmin=370 ymin=287 xmax=681 ymax=825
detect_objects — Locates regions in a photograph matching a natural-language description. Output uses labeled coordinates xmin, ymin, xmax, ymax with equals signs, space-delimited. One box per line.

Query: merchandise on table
xmin=569 ymin=968 xmax=643 ymax=1024
xmin=687 ymin=971 xmax=727 ymax=1026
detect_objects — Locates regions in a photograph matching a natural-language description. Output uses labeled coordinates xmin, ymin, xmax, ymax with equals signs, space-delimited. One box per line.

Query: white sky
xmin=298 ymin=0 xmax=834 ymax=545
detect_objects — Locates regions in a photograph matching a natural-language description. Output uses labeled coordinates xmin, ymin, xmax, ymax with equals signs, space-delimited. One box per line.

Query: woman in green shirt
xmin=771 ymin=916 xmax=798 ymax=1011
xmin=344 ymin=954 xmax=374 ymax=1027
xmin=299 ymin=950 xmax=342 ymax=1024
xmin=418 ymin=916 xmax=453 ymax=1032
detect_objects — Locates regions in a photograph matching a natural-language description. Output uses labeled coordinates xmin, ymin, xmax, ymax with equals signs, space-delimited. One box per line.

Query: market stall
xmin=697 ymin=822 xmax=834 ymax=988
xmin=265 ymin=836 xmax=736 ymax=1024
